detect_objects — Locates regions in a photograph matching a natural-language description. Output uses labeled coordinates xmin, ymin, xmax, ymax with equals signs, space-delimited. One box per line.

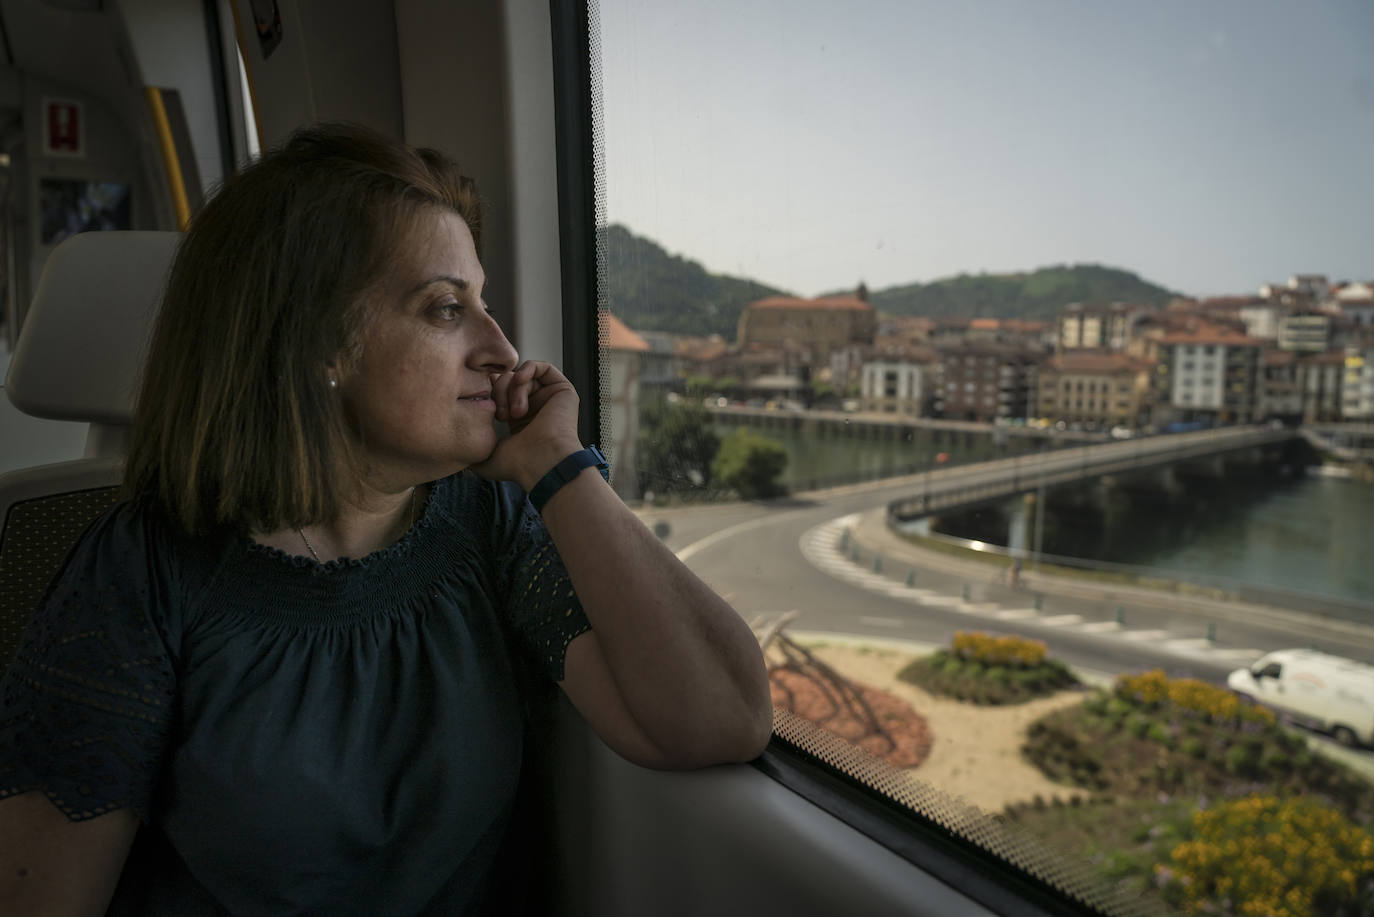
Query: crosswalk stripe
xmin=1120 ymin=629 xmax=1169 ymax=641
xmin=1211 ymin=648 xmax=1264 ymax=661
xmin=1165 ymin=638 xmax=1214 ymax=651
xmin=993 ymin=609 xmax=1038 ymax=619
xmin=1038 ymin=614 xmax=1083 ymax=626
xmin=1077 ymin=621 xmax=1123 ymax=633
xmin=859 ymin=616 xmax=904 ymax=628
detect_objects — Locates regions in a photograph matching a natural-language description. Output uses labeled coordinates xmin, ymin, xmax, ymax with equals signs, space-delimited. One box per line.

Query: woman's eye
xmin=432 ymin=301 xmax=461 ymax=321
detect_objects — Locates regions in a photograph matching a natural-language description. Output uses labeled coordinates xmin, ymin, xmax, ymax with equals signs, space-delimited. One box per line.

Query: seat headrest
xmin=5 ymin=231 xmax=181 ymax=425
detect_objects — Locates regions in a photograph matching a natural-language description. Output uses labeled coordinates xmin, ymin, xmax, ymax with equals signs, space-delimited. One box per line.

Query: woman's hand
xmin=472 ymin=360 xmax=583 ymax=489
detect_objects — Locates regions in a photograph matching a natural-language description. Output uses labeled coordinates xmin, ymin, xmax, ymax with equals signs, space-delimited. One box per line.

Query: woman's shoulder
xmin=431 ymin=472 xmax=531 ymax=530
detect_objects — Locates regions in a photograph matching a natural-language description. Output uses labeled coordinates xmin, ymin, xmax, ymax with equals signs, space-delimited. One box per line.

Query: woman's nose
xmin=474 ymin=312 xmax=518 ymax=372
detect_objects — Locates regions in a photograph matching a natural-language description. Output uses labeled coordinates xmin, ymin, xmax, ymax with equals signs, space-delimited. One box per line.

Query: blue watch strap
xmin=528 ymin=445 xmax=610 ymax=512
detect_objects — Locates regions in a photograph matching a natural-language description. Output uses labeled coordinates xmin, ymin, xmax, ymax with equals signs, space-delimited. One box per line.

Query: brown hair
xmin=123 ymin=122 xmax=482 ymax=534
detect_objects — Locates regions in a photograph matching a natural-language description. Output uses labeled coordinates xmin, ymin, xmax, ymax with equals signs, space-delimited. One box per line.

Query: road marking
xmin=1120 ymin=629 xmax=1169 ymax=641
xmin=679 ymin=513 xmax=800 ymax=563
xmin=859 ymin=616 xmax=905 ymax=628
xmin=1211 ymin=648 xmax=1265 ymax=661
xmin=801 ymin=513 xmax=1277 ymax=667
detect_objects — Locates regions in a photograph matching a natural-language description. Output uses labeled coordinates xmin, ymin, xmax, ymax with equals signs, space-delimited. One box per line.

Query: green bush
xmin=1226 ymin=743 xmax=1259 ymax=775
xmin=1181 ymin=737 xmax=1205 ymax=758
xmin=1127 ymin=714 xmax=1151 ymax=739
xmin=636 ymin=398 xmax=720 ymax=495
xmin=711 ymin=429 xmax=788 ymax=499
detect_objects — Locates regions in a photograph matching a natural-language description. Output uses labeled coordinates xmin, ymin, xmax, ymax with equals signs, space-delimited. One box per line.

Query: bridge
xmin=887 ymin=426 xmax=1301 ymax=521
xmin=1302 ymin=423 xmax=1374 ymax=462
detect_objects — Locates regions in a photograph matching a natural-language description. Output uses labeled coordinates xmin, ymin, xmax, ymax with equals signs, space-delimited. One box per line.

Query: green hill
xmin=602 ymin=224 xmax=790 ymax=338
xmin=859 ymin=265 xmax=1179 ymax=321
xmin=603 ymin=224 xmax=1180 ymax=338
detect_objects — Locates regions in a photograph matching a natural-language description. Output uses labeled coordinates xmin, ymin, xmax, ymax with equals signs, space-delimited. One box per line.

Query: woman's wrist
xmin=517 ymin=439 xmax=587 ymax=493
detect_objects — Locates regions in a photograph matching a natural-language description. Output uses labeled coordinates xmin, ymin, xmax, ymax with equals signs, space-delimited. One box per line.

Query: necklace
xmin=297 ymin=486 xmax=419 ymax=563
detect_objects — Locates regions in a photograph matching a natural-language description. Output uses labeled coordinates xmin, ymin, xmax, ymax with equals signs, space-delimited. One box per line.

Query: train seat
xmin=0 ymin=231 xmax=181 ymax=672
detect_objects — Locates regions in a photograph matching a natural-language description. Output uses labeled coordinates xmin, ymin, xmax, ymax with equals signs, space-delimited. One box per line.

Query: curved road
xmin=641 ymin=474 xmax=1374 ymax=689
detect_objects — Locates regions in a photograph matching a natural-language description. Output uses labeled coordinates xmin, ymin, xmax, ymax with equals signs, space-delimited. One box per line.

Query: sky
xmin=598 ymin=0 xmax=1374 ymax=299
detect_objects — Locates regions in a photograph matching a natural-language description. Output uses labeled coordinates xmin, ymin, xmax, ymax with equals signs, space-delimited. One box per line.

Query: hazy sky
xmin=598 ymin=0 xmax=1374 ymax=299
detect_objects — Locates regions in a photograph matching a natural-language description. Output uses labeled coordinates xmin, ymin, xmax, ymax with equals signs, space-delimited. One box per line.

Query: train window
xmin=597 ymin=1 xmax=1374 ymax=914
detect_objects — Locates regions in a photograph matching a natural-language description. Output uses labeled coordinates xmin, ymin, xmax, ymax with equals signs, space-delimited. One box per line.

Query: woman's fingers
xmin=491 ymin=361 xmax=550 ymax=423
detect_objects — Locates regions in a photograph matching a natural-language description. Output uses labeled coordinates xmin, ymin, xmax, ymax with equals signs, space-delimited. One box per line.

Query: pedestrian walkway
xmin=802 ymin=510 xmax=1374 ymax=663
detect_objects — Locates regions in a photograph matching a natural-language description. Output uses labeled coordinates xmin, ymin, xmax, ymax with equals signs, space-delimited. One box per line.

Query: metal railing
xmin=888 ymin=427 xmax=1298 ymax=521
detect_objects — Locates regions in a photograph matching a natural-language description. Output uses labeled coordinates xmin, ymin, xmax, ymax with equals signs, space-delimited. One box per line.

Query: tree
xmin=712 ymin=430 xmax=788 ymax=499
xmin=637 ymin=397 xmax=720 ymax=496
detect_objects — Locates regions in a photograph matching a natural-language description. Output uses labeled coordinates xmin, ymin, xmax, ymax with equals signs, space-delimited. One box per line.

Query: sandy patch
xmin=799 ymin=642 xmax=1090 ymax=815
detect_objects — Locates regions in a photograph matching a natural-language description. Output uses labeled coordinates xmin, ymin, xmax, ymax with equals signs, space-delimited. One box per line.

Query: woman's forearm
xmin=538 ymin=468 xmax=773 ymax=764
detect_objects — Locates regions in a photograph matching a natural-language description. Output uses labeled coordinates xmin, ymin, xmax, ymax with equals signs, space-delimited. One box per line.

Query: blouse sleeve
xmin=0 ymin=502 xmax=179 ymax=823
xmin=487 ymin=481 xmax=592 ymax=684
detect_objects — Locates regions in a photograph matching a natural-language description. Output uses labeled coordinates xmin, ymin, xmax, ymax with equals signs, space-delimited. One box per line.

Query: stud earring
xmin=328 ymin=378 xmax=337 ymax=389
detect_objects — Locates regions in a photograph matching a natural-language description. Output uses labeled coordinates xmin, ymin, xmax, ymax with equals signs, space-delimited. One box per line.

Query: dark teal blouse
xmin=0 ymin=473 xmax=591 ymax=915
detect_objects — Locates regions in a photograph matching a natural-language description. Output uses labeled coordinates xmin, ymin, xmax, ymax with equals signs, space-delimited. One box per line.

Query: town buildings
xmin=615 ymin=268 xmax=1374 ymax=437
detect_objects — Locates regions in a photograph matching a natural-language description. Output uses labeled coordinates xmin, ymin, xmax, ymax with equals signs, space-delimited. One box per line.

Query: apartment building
xmin=1298 ymin=351 xmax=1345 ymax=423
xmin=1343 ymin=343 xmax=1374 ymax=419
xmin=1277 ymin=309 xmax=1342 ymax=353
xmin=861 ymin=360 xmax=926 ymax=415
xmin=1057 ymin=303 xmax=1146 ymax=351
xmin=1258 ymin=351 xmax=1303 ymax=422
xmin=1036 ymin=352 xmax=1153 ymax=429
xmin=1152 ymin=331 xmax=1262 ymax=425
xmin=933 ymin=344 xmax=1041 ymax=422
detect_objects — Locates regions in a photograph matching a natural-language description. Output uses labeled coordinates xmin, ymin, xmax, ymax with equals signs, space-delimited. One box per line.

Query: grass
xmin=895 ymin=530 xmax=1237 ymax=601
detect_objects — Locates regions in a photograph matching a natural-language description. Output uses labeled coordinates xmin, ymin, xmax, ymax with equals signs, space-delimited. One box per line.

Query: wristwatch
xmin=528 ymin=445 xmax=610 ymax=512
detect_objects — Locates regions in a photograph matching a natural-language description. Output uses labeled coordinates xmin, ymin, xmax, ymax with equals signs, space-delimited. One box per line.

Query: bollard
xmin=873 ymin=555 xmax=883 ymax=573
xmin=905 ymin=569 xmax=916 ymax=587
xmin=1115 ymin=606 xmax=1125 ymax=625
xmin=1034 ymin=593 xmax=1043 ymax=611
xmin=961 ymin=584 xmax=970 ymax=601
xmin=1206 ymin=622 xmax=1216 ymax=642
xmin=850 ymin=545 xmax=859 ymax=562
xmin=840 ymin=529 xmax=850 ymax=551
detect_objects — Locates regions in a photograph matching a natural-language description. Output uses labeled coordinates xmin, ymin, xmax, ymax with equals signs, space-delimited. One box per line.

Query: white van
xmin=1228 ymin=649 xmax=1374 ymax=747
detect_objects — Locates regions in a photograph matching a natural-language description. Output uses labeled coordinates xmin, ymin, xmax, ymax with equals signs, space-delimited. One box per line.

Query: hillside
xmin=860 ymin=265 xmax=1179 ymax=322
xmin=603 ymin=224 xmax=1180 ymax=338
xmin=602 ymin=224 xmax=790 ymax=338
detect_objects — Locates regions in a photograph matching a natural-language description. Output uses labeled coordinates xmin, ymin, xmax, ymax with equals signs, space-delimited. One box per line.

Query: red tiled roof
xmin=1158 ymin=331 xmax=1263 ymax=346
xmin=1053 ymin=353 xmax=1151 ymax=373
xmin=600 ymin=312 xmax=650 ymax=352
xmin=748 ymin=296 xmax=872 ymax=312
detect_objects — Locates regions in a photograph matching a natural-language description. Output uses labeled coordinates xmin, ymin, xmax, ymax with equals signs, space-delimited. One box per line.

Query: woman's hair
xmin=123 ymin=122 xmax=482 ymax=534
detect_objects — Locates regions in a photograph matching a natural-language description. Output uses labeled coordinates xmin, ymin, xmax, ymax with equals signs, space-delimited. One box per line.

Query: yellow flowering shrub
xmin=1160 ymin=795 xmax=1374 ymax=916
xmin=1115 ymin=669 xmax=1275 ymax=726
xmin=950 ymin=631 xmax=1046 ymax=667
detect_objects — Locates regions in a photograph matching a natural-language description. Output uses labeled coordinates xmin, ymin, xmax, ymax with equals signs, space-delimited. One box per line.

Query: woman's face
xmin=338 ymin=207 xmax=518 ymax=489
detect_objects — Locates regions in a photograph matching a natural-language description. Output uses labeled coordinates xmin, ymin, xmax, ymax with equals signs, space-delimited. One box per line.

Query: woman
xmin=0 ymin=123 xmax=772 ymax=914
